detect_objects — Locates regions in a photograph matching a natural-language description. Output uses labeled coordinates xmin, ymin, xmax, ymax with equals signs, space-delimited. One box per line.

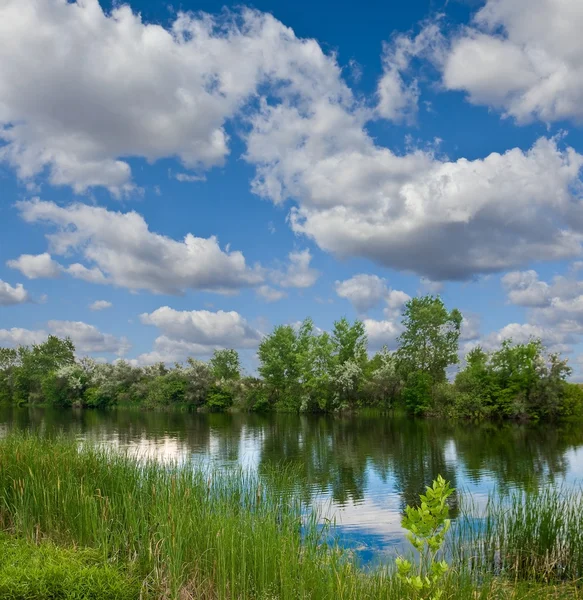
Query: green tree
xmin=0 ymin=348 xmax=18 ymax=403
xmin=13 ymin=336 xmax=75 ymax=403
xmin=295 ymin=319 xmax=335 ymax=411
xmin=363 ymin=347 xmax=401 ymax=408
xmin=210 ymin=349 xmax=241 ymax=381
xmin=257 ymin=325 xmax=300 ymax=408
xmin=402 ymin=371 xmax=433 ymax=415
xmin=396 ymin=296 xmax=462 ymax=383
xmin=332 ymin=317 xmax=367 ymax=367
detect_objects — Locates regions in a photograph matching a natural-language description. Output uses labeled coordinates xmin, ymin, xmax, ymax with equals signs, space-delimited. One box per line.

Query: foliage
xmin=396 ymin=296 xmax=462 ymax=384
xmin=454 ymin=341 xmax=576 ymax=421
xmin=210 ymin=348 xmax=241 ymax=381
xmin=396 ymin=475 xmax=454 ymax=600
xmin=403 ymin=371 xmax=433 ymax=416
xmin=0 ymin=295 xmax=581 ymax=421
xmin=363 ymin=347 xmax=401 ymax=408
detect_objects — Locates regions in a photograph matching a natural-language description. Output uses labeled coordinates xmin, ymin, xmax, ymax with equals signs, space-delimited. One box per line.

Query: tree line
xmin=1 ymin=295 xmax=582 ymax=420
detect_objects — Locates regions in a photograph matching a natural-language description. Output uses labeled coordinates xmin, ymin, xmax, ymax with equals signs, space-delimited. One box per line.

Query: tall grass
xmin=0 ymin=432 xmax=581 ymax=599
xmin=454 ymin=486 xmax=583 ymax=582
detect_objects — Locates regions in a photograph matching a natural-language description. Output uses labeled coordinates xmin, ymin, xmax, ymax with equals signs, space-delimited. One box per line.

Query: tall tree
xmin=210 ymin=349 xmax=241 ymax=380
xmin=257 ymin=324 xmax=299 ymax=405
xmin=332 ymin=317 xmax=367 ymax=367
xmin=396 ymin=295 xmax=462 ymax=383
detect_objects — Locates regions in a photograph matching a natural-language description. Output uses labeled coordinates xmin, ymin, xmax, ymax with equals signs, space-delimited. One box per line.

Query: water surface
xmin=2 ymin=406 xmax=582 ymax=564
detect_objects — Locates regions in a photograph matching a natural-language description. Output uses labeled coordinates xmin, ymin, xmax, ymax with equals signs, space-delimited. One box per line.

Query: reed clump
xmin=454 ymin=486 xmax=583 ymax=582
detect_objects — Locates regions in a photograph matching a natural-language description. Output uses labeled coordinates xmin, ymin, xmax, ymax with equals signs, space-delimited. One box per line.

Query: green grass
xmin=0 ymin=534 xmax=139 ymax=600
xmin=454 ymin=486 xmax=583 ymax=582
xmin=0 ymin=433 xmax=582 ymax=599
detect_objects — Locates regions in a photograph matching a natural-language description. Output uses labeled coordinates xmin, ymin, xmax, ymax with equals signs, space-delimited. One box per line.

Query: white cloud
xmin=335 ymin=274 xmax=388 ymax=313
xmin=246 ymin=87 xmax=583 ymax=279
xmin=0 ymin=280 xmax=30 ymax=306
xmin=478 ymin=322 xmax=575 ymax=355
xmin=502 ymin=270 xmax=583 ymax=335
xmin=0 ymin=321 xmax=128 ymax=355
xmin=7 ymin=252 xmax=61 ymax=279
xmin=48 ymin=320 xmax=130 ymax=355
xmin=419 ymin=277 xmax=444 ymax=294
xmin=16 ymin=199 xmax=262 ymax=295
xmin=89 ymin=300 xmax=112 ymax=311
xmin=174 ymin=173 xmax=207 ymax=183
xmin=138 ymin=307 xmax=262 ymax=364
xmin=442 ymin=0 xmax=583 ymax=124
xmin=385 ymin=289 xmax=411 ymax=315
xmin=256 ymin=285 xmax=288 ymax=302
xmin=0 ymin=0 xmax=351 ymax=193
xmin=334 ymin=274 xmax=410 ymax=316
xmin=271 ymin=249 xmax=319 ymax=288
xmin=66 ymin=263 xmax=108 ymax=284
xmin=460 ymin=312 xmax=481 ymax=342
xmin=502 ymin=270 xmax=551 ymax=307
xmin=364 ymin=318 xmax=402 ymax=351
xmin=376 ymin=23 xmax=443 ymax=123
xmin=0 ymin=327 xmax=47 ymax=347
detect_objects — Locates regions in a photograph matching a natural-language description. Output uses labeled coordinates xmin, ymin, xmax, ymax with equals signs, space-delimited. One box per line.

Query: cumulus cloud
xmin=7 ymin=253 xmax=61 ymax=279
xmin=442 ymin=0 xmax=583 ymax=124
xmin=478 ymin=322 xmax=576 ymax=355
xmin=502 ymin=269 xmax=583 ymax=333
xmin=475 ymin=268 xmax=583 ymax=357
xmin=335 ymin=274 xmax=411 ymax=316
xmin=0 ymin=321 xmax=128 ymax=355
xmin=0 ymin=0 xmax=351 ymax=193
xmin=256 ymin=285 xmax=288 ymax=302
xmin=270 ymin=250 xmax=319 ymax=288
xmin=16 ymin=199 xmax=262 ymax=294
xmin=246 ymin=77 xmax=583 ymax=280
xmin=0 ymin=327 xmax=47 ymax=347
xmin=138 ymin=307 xmax=262 ymax=363
xmin=376 ymin=23 xmax=443 ymax=122
xmin=502 ymin=270 xmax=552 ymax=307
xmin=48 ymin=320 xmax=130 ymax=355
xmin=335 ymin=274 xmax=388 ymax=313
xmin=363 ymin=318 xmax=402 ymax=351
xmin=0 ymin=280 xmax=30 ymax=306
xmin=89 ymin=300 xmax=112 ymax=311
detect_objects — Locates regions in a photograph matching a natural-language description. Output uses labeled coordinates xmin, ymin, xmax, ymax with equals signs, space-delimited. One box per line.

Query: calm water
xmin=2 ymin=406 xmax=583 ymax=564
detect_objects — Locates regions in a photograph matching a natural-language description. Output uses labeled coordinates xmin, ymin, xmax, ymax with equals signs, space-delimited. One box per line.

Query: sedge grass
xmin=0 ymin=432 xmax=582 ymax=599
xmin=454 ymin=486 xmax=583 ymax=582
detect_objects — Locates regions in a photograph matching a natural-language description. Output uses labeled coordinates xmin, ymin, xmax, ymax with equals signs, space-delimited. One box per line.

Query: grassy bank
xmin=0 ymin=434 xmax=581 ymax=599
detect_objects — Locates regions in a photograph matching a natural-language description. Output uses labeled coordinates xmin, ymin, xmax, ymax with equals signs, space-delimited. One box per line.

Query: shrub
xmin=396 ymin=475 xmax=453 ymax=600
xmin=559 ymin=383 xmax=583 ymax=420
xmin=206 ymin=385 xmax=234 ymax=411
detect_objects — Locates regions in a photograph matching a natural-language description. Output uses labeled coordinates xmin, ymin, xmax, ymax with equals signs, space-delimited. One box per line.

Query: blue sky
xmin=2 ymin=0 xmax=583 ymax=373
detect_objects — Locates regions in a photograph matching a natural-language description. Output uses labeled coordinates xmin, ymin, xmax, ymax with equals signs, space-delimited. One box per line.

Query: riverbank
xmin=0 ymin=433 xmax=582 ymax=599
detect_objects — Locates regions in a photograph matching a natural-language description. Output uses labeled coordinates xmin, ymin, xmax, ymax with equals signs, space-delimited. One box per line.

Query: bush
xmin=559 ymin=383 xmax=583 ymax=420
xmin=206 ymin=385 xmax=234 ymax=411
xmin=241 ymin=378 xmax=271 ymax=412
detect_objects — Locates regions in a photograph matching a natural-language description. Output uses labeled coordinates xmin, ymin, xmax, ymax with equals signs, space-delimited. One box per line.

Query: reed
xmin=454 ymin=486 xmax=583 ymax=582
xmin=0 ymin=432 xmax=581 ymax=599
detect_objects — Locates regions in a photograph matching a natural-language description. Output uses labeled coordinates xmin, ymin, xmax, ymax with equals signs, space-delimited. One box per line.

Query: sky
xmin=2 ymin=0 xmax=583 ymax=374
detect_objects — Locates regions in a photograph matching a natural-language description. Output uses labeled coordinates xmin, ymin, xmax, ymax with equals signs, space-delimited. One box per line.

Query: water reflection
xmin=1 ymin=406 xmax=582 ymax=561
